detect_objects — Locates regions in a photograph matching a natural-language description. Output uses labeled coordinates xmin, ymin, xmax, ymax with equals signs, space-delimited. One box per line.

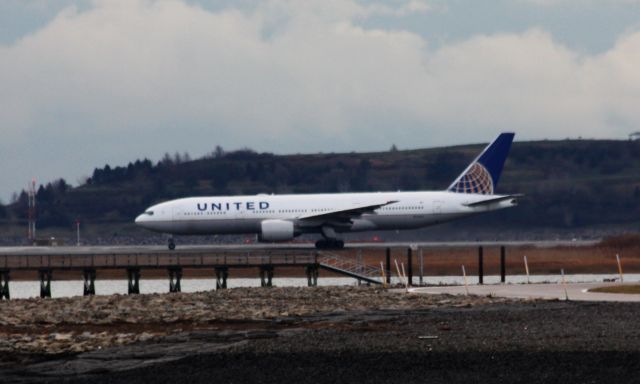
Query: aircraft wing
xmin=298 ymin=200 xmax=398 ymax=223
xmin=464 ymin=194 xmax=523 ymax=207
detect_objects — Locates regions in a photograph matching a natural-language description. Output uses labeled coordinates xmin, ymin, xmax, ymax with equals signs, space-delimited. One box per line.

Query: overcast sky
xmin=1 ymin=0 xmax=640 ymax=201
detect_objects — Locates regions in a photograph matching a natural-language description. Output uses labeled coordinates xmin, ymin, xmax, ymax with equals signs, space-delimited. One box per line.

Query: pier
xmin=0 ymin=247 xmax=324 ymax=298
xmin=0 ymin=245 xmax=427 ymax=298
xmin=0 ymin=240 xmax=602 ymax=299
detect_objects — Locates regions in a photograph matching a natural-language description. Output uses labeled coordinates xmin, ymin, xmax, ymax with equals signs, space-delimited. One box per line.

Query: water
xmin=7 ymin=277 xmax=355 ymax=299
xmin=6 ymin=274 xmax=640 ymax=299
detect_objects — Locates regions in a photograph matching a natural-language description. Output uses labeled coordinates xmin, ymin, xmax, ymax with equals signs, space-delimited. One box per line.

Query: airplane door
xmin=172 ymin=205 xmax=183 ymax=221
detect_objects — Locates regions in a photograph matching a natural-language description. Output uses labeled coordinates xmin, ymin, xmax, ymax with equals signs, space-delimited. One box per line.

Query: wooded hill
xmin=2 ymin=139 xmax=640 ymax=235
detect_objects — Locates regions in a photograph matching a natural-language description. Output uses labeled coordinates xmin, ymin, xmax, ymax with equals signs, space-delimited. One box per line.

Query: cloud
xmin=363 ymin=1 xmax=431 ymax=17
xmin=0 ymin=0 xmax=639 ymax=198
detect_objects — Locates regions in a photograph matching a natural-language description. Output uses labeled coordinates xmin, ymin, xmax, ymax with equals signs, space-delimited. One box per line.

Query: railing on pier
xmin=318 ymin=252 xmax=382 ymax=285
xmin=0 ymin=250 xmax=317 ymax=271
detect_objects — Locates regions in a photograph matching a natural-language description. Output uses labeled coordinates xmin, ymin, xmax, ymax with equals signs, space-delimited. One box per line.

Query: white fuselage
xmin=135 ymin=191 xmax=516 ymax=236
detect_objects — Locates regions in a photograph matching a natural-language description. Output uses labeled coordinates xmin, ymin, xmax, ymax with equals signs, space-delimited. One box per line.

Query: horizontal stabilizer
xmin=464 ymin=194 xmax=523 ymax=207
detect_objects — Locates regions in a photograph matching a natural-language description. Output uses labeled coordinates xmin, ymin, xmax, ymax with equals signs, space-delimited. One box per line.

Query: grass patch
xmin=590 ymin=285 xmax=640 ymax=294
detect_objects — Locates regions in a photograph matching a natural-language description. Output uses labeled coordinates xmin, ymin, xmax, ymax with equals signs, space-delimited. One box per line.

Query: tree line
xmin=1 ymin=140 xmax=640 ymax=232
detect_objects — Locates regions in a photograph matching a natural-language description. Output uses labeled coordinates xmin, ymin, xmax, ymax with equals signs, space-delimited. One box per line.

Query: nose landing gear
xmin=168 ymin=238 xmax=176 ymax=250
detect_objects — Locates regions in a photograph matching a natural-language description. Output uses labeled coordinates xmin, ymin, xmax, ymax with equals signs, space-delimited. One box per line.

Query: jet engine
xmin=259 ymin=219 xmax=295 ymax=242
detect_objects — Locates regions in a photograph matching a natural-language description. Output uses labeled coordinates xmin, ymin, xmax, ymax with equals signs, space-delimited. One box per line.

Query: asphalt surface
xmin=0 ymin=240 xmax=599 ymax=256
xmin=409 ymin=282 xmax=640 ymax=302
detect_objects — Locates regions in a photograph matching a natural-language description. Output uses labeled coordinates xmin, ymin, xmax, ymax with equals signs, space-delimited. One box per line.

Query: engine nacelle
xmin=259 ymin=219 xmax=295 ymax=242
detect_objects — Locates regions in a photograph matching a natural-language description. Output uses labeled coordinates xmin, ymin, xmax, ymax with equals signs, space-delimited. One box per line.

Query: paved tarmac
xmin=409 ymin=283 xmax=640 ymax=302
xmin=0 ymin=239 xmax=598 ymax=256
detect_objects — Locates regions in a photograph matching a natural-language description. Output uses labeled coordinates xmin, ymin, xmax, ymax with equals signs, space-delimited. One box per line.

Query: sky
xmin=1 ymin=0 xmax=640 ymax=201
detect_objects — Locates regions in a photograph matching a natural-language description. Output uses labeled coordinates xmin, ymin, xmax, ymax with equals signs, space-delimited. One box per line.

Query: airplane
xmin=135 ymin=133 xmax=519 ymax=250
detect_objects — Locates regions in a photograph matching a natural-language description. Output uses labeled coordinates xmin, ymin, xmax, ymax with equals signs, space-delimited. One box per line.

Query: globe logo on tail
xmin=449 ymin=163 xmax=494 ymax=195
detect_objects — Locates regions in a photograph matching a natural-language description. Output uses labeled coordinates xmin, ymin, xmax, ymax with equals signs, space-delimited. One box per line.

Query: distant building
xmin=630 ymin=132 xmax=640 ymax=141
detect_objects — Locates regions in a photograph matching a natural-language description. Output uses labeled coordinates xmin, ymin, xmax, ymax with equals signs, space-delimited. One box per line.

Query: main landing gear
xmin=315 ymin=239 xmax=345 ymax=249
xmin=316 ymin=225 xmax=345 ymax=249
xmin=168 ymin=237 xmax=176 ymax=250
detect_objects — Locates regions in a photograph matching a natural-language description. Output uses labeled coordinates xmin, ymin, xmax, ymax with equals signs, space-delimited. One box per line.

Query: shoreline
xmin=0 ymin=286 xmax=639 ymax=383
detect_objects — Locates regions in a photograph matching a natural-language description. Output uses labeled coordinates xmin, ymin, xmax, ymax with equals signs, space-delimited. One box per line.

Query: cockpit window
xmin=144 ymin=211 xmax=154 ymax=216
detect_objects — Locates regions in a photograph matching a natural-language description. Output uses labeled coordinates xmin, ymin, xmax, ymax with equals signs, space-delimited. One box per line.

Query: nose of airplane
xmin=134 ymin=214 xmax=146 ymax=225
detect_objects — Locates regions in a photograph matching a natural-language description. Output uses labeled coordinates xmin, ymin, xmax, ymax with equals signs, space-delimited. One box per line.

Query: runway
xmin=409 ymin=282 xmax=640 ymax=302
xmin=0 ymin=239 xmax=598 ymax=256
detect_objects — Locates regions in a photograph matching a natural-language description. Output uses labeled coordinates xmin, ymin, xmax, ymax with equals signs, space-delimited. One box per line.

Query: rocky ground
xmin=1 ymin=286 xmax=639 ymax=383
xmin=0 ymin=287 xmax=505 ymax=357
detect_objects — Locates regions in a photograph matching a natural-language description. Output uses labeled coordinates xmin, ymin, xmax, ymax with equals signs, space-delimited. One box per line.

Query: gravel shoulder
xmin=1 ymin=287 xmax=639 ymax=383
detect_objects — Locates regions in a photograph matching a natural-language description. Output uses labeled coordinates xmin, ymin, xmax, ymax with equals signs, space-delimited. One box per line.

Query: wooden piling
xmin=385 ymin=248 xmax=391 ymax=285
xmin=39 ymin=269 xmax=52 ymax=298
xmin=561 ymin=268 xmax=569 ymax=301
xmin=419 ymin=248 xmax=424 ymax=286
xmin=407 ymin=248 xmax=413 ymax=287
xmin=500 ymin=246 xmax=506 ymax=283
xmin=616 ymin=254 xmax=624 ymax=283
xmin=127 ymin=268 xmax=140 ymax=294
xmin=462 ymin=265 xmax=469 ymax=296
xmin=83 ymin=269 xmax=96 ymax=296
xmin=0 ymin=270 xmax=9 ymax=300
xmin=478 ymin=246 xmax=484 ymax=285
xmin=380 ymin=262 xmax=387 ymax=288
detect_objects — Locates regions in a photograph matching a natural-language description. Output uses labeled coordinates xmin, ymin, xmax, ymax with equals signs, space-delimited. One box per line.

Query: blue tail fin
xmin=448 ymin=133 xmax=515 ymax=195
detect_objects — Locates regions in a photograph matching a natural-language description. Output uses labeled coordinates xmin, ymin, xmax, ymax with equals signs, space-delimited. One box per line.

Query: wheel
xmin=315 ymin=239 xmax=344 ymax=250
xmin=168 ymin=242 xmax=176 ymax=250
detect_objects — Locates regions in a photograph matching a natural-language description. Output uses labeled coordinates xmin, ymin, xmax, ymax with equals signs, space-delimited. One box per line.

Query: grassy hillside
xmin=2 ymin=139 xmax=640 ymax=240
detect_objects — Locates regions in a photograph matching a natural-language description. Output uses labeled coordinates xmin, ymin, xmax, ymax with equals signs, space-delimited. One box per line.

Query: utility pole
xmin=27 ymin=179 xmax=36 ymax=244
xmin=76 ymin=219 xmax=81 ymax=246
